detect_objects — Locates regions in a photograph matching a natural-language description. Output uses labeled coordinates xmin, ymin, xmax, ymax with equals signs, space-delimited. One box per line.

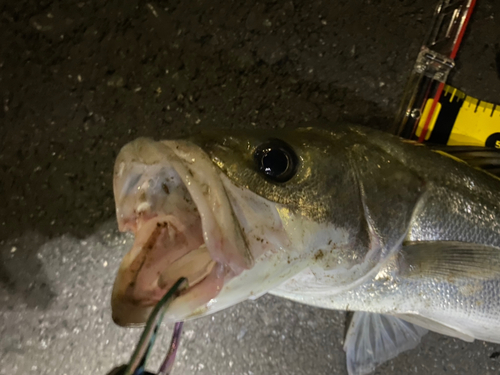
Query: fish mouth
xmin=111 ymin=138 xmax=251 ymax=327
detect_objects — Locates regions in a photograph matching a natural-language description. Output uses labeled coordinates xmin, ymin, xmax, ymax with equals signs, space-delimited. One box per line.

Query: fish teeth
xmin=136 ymin=201 xmax=151 ymax=213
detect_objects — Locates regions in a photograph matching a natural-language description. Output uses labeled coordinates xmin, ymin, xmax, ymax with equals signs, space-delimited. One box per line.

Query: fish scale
xmin=408 ymin=187 xmax=500 ymax=246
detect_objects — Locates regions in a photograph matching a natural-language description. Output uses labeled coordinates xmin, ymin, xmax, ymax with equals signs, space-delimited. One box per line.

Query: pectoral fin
xmin=400 ymin=241 xmax=500 ymax=280
xmin=397 ymin=241 xmax=500 ymax=343
xmin=343 ymin=312 xmax=427 ymax=375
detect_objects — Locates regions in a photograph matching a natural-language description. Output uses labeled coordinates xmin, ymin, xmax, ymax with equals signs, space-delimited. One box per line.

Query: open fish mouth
xmin=111 ymin=138 xmax=251 ymax=327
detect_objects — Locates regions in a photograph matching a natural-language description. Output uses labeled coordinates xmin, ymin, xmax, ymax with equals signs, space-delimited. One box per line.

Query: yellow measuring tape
xmin=415 ymin=85 xmax=500 ymax=148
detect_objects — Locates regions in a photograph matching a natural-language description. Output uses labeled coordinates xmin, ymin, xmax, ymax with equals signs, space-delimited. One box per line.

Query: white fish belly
xmin=271 ymin=264 xmax=500 ymax=344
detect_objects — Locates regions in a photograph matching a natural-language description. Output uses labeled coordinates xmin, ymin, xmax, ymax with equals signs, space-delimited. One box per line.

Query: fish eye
xmin=253 ymin=139 xmax=298 ymax=182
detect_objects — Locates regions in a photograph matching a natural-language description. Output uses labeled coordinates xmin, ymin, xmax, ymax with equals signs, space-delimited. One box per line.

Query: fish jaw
xmin=111 ymin=138 xmax=252 ymax=326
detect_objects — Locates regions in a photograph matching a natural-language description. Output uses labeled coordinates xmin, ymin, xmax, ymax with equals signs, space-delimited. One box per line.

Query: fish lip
xmin=111 ymin=138 xmax=245 ymax=326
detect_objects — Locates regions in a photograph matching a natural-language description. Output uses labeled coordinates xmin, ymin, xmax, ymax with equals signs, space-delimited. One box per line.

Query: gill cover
xmin=190 ymin=126 xmax=426 ymax=289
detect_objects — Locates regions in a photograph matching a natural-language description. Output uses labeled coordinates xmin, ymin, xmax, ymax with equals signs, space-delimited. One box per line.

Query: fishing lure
xmin=106 ymin=278 xmax=188 ymax=375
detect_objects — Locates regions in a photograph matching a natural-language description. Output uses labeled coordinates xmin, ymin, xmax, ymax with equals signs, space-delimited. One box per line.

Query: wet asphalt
xmin=1 ymin=0 xmax=500 ymax=374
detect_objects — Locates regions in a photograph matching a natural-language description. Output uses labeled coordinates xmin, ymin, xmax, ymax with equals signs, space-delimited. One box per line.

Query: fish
xmin=110 ymin=124 xmax=500 ymax=375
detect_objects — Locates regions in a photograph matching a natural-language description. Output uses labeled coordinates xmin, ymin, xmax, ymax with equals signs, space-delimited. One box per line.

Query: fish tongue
xmin=159 ymin=244 xmax=215 ymax=290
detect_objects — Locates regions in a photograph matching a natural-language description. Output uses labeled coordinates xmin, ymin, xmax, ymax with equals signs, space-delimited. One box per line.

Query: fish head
xmin=111 ymin=127 xmax=383 ymax=326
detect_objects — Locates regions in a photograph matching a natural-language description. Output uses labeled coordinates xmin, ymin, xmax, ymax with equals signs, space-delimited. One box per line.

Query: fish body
xmin=111 ymin=124 xmax=500 ymax=374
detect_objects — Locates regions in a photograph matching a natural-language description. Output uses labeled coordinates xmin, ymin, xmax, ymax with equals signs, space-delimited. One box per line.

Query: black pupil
xmin=254 ymin=139 xmax=297 ymax=182
xmin=261 ymin=149 xmax=289 ymax=177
